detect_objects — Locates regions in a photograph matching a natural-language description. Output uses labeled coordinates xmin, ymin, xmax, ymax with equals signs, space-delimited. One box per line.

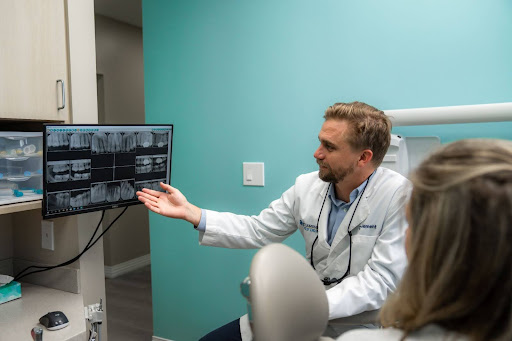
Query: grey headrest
xmin=249 ymin=243 xmax=329 ymax=341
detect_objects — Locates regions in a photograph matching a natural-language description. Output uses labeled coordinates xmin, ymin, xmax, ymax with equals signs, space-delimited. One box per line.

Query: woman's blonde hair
xmin=379 ymin=139 xmax=512 ymax=341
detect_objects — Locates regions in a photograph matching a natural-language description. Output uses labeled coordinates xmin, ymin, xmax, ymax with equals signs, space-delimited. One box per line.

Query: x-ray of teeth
xmin=91 ymin=132 xmax=108 ymax=154
xmin=153 ymin=132 xmax=168 ymax=147
xmin=122 ymin=132 xmax=136 ymax=152
xmin=136 ymin=131 xmax=153 ymax=148
xmin=47 ymin=132 xmax=70 ymax=151
xmin=135 ymin=156 xmax=153 ymax=174
xmin=149 ymin=181 xmax=165 ymax=192
xmin=69 ymin=133 xmax=91 ymax=150
xmin=134 ymin=182 xmax=146 ymax=193
xmin=47 ymin=192 xmax=70 ymax=210
xmin=47 ymin=161 xmax=70 ymax=182
xmin=152 ymin=155 xmax=167 ymax=172
xmin=120 ymin=180 xmax=135 ymax=200
xmin=107 ymin=182 xmax=121 ymax=202
xmin=70 ymin=189 xmax=91 ymax=207
xmin=136 ymin=181 xmax=161 ymax=192
xmin=107 ymin=133 xmax=122 ymax=153
xmin=91 ymin=182 xmax=107 ymax=203
xmin=70 ymin=159 xmax=91 ymax=180
xmin=135 ymin=181 xmax=160 ymax=193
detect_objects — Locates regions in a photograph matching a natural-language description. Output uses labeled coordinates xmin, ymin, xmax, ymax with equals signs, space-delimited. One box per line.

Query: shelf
xmin=0 ymin=199 xmax=41 ymax=215
xmin=0 ymin=283 xmax=86 ymax=341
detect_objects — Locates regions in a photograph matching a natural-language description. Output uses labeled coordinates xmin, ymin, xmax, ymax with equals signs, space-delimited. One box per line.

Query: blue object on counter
xmin=13 ymin=190 xmax=23 ymax=197
xmin=0 ymin=281 xmax=22 ymax=304
xmin=17 ymin=188 xmax=43 ymax=195
xmin=24 ymin=171 xmax=31 ymax=177
xmin=36 ymin=169 xmax=43 ymax=174
xmin=0 ymin=173 xmax=3 ymax=179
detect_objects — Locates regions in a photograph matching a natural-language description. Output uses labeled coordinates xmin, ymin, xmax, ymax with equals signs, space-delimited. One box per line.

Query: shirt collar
xmin=328 ymin=172 xmax=374 ymax=207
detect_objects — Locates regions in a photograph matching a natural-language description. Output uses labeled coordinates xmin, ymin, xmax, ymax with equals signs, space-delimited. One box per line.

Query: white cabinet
xmin=0 ymin=0 xmax=70 ymax=122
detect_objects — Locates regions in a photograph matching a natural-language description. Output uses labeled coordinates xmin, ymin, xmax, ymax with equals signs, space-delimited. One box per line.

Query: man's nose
xmin=314 ymin=146 xmax=324 ymax=159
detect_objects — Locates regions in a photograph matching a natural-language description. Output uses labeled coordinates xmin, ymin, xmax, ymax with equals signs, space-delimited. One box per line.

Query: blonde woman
xmin=338 ymin=139 xmax=512 ymax=341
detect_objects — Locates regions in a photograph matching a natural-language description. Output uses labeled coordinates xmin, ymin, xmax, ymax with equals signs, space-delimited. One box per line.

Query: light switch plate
xmin=243 ymin=162 xmax=265 ymax=186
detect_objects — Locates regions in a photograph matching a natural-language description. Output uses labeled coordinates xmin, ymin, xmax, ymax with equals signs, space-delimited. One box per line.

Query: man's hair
xmin=323 ymin=102 xmax=391 ymax=166
xmin=379 ymin=139 xmax=512 ymax=341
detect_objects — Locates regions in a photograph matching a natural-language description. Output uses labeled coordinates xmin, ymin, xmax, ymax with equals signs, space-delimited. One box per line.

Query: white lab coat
xmin=199 ymin=167 xmax=409 ymax=332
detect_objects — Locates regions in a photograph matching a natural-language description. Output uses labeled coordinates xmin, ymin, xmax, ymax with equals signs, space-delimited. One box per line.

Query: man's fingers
xmin=140 ymin=187 xmax=164 ymax=197
xmin=159 ymin=182 xmax=173 ymax=192
xmin=144 ymin=201 xmax=160 ymax=214
xmin=137 ymin=192 xmax=159 ymax=205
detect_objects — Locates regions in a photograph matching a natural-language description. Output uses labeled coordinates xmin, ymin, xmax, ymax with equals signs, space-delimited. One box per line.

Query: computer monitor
xmin=42 ymin=124 xmax=173 ymax=219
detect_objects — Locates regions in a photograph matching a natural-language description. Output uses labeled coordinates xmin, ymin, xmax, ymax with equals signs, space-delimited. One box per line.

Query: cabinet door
xmin=0 ymin=0 xmax=69 ymax=122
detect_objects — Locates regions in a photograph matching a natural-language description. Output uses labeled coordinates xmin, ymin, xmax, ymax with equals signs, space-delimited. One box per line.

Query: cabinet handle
xmin=57 ymin=79 xmax=65 ymax=110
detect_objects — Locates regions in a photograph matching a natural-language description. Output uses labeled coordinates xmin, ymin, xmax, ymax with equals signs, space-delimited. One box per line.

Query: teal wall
xmin=143 ymin=1 xmax=512 ymax=339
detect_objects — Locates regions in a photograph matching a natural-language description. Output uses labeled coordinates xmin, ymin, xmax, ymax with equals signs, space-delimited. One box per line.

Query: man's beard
xmin=317 ymin=161 xmax=355 ymax=183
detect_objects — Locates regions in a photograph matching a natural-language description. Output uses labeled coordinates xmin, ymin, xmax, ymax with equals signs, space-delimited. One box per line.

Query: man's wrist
xmin=186 ymin=204 xmax=201 ymax=226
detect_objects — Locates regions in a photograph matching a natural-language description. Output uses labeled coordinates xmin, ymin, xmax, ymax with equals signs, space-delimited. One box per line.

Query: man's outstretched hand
xmin=137 ymin=182 xmax=201 ymax=226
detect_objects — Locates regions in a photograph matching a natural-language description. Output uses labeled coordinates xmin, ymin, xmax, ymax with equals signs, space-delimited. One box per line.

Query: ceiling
xmin=94 ymin=0 xmax=142 ymax=28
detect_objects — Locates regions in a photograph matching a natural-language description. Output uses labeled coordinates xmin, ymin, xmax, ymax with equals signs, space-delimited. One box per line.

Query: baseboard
xmin=0 ymin=258 xmax=13 ymax=276
xmin=104 ymin=254 xmax=151 ymax=279
xmin=152 ymin=336 xmax=174 ymax=341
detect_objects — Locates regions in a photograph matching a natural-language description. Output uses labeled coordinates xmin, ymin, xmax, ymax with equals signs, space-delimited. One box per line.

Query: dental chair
xmin=241 ymin=243 xmax=334 ymax=341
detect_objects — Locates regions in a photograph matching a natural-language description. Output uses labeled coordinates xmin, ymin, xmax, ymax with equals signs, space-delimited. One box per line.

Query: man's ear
xmin=358 ymin=149 xmax=373 ymax=166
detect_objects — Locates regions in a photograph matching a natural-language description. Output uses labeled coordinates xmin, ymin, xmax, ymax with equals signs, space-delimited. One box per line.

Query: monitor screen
xmin=42 ymin=124 xmax=173 ymax=219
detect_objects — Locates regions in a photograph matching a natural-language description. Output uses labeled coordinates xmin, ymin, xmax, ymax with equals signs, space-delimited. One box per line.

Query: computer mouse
xmin=39 ymin=311 xmax=69 ymax=330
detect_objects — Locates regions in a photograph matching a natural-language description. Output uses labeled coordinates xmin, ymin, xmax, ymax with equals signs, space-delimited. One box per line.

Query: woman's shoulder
xmin=336 ymin=324 xmax=468 ymax=341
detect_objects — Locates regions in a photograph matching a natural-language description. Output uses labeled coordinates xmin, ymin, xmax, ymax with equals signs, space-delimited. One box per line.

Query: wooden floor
xmin=105 ymin=265 xmax=153 ymax=341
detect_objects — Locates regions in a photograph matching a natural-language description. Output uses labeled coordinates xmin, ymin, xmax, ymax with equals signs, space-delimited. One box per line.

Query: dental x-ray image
xmin=152 ymin=155 xmax=167 ymax=172
xmin=91 ymin=132 xmax=108 ymax=154
xmin=47 ymin=161 xmax=70 ymax=182
xmin=136 ymin=131 xmax=153 ymax=148
xmin=106 ymin=181 xmax=121 ymax=202
xmin=153 ymin=131 xmax=169 ymax=147
xmin=92 ymin=132 xmax=138 ymax=153
xmin=135 ymin=180 xmax=165 ymax=193
xmin=91 ymin=182 xmax=107 ymax=203
xmin=135 ymin=156 xmax=153 ymax=174
xmin=43 ymin=124 xmax=173 ymax=219
xmin=122 ymin=132 xmax=136 ymax=152
xmin=134 ymin=181 xmax=146 ymax=193
xmin=47 ymin=132 xmax=70 ymax=151
xmin=70 ymin=159 xmax=91 ymax=180
xmin=47 ymin=191 xmax=70 ymax=211
xmin=70 ymin=189 xmax=91 ymax=207
xmin=69 ymin=132 xmax=91 ymax=150
xmin=107 ymin=132 xmax=122 ymax=153
xmin=120 ymin=180 xmax=135 ymax=200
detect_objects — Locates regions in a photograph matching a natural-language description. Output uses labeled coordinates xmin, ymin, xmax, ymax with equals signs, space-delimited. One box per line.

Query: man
xmin=137 ymin=101 xmax=409 ymax=340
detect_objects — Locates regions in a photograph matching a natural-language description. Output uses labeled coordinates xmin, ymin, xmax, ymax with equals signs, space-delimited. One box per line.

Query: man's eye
xmin=325 ymin=145 xmax=334 ymax=151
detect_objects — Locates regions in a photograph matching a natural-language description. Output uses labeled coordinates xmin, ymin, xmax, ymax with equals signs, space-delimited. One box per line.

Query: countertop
xmin=0 ymin=282 xmax=86 ymax=340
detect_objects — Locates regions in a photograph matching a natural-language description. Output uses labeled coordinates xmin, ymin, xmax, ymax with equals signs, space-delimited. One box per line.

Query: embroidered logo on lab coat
xmin=354 ymin=224 xmax=380 ymax=236
xmin=299 ymin=220 xmax=318 ymax=233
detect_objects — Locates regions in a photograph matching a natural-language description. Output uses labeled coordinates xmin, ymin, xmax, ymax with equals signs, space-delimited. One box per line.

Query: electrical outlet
xmin=41 ymin=220 xmax=54 ymax=251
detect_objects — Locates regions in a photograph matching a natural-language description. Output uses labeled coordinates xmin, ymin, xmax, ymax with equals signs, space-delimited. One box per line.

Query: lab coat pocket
xmin=350 ymin=235 xmax=378 ymax=273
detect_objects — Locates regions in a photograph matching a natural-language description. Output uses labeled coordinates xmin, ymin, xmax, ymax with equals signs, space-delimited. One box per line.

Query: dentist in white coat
xmin=137 ymin=101 xmax=410 ymax=340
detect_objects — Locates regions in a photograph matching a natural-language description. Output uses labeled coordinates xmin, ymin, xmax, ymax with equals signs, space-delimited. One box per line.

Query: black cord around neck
xmin=310 ymin=173 xmax=373 ymax=285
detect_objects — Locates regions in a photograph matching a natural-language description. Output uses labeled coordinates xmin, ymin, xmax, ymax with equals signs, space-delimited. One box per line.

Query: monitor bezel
xmin=42 ymin=123 xmax=173 ymax=220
